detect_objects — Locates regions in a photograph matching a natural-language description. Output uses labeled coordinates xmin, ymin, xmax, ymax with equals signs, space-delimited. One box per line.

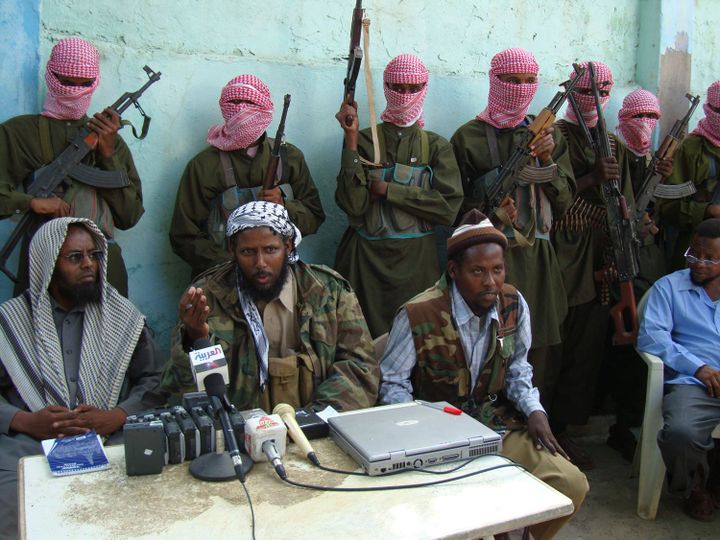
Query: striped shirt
xmin=379 ymin=282 xmax=543 ymax=417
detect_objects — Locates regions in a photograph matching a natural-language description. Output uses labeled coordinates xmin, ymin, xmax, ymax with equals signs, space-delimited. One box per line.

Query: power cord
xmin=239 ymin=478 xmax=256 ymax=540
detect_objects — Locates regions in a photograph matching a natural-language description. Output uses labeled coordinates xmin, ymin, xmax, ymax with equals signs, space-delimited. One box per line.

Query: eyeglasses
xmin=59 ymin=250 xmax=104 ymax=265
xmin=684 ymin=247 xmax=720 ymax=266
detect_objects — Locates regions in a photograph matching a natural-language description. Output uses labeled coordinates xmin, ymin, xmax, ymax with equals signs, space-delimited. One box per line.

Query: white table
xmin=19 ymin=437 xmax=572 ymax=539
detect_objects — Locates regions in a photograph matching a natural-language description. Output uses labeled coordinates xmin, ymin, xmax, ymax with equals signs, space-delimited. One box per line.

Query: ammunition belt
xmin=552 ymin=197 xmax=607 ymax=233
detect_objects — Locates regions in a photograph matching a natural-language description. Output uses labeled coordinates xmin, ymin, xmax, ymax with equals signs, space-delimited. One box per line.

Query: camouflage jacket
xmin=405 ymin=275 xmax=525 ymax=431
xmin=161 ymin=261 xmax=379 ymax=411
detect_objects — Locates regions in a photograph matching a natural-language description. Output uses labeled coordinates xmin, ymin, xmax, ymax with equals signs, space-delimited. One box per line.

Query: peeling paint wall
xmin=1 ymin=0 xmax=652 ymax=351
xmin=691 ymin=0 xmax=720 ymax=123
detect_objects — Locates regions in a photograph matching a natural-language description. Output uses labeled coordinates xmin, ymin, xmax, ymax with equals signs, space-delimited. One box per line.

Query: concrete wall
xmin=3 ymin=0 xmax=715 ymax=352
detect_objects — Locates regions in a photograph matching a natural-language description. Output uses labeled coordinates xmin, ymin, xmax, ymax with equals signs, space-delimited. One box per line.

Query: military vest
xmin=206 ymin=141 xmax=294 ymax=247
xmin=350 ymin=128 xmax=435 ymax=240
xmin=405 ymin=277 xmax=525 ymax=431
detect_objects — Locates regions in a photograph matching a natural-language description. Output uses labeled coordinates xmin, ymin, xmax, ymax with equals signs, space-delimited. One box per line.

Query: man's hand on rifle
xmin=335 ymin=100 xmax=359 ymax=151
xmin=87 ymin=107 xmax=121 ymax=159
xmin=655 ymin=156 xmax=673 ymax=178
xmin=529 ymin=127 xmax=555 ymax=163
xmin=259 ymin=187 xmax=284 ymax=206
xmin=638 ymin=212 xmax=657 ymax=240
xmin=30 ymin=196 xmax=71 ymax=217
xmin=492 ymin=195 xmax=517 ymax=228
xmin=593 ymin=156 xmax=620 ymax=186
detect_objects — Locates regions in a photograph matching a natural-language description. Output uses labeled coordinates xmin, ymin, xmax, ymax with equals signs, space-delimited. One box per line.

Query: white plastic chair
xmin=635 ymin=291 xmax=720 ymax=520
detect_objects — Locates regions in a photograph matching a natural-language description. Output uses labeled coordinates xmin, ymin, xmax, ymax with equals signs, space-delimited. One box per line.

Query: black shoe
xmin=607 ymin=424 xmax=637 ymax=462
xmin=556 ymin=432 xmax=595 ymax=470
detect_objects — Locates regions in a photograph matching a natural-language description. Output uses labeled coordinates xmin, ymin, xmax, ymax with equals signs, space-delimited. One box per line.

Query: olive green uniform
xmin=549 ymin=119 xmax=636 ymax=427
xmin=335 ymin=122 xmax=463 ymax=338
xmin=0 ymin=114 xmax=144 ymax=296
xmin=170 ymin=135 xmax=325 ymax=278
xmin=658 ymin=134 xmax=720 ymax=269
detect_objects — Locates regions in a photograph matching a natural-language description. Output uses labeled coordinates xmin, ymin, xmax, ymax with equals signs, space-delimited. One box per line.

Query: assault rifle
xmin=633 ymin=93 xmax=701 ymax=227
xmin=0 ymin=65 xmax=161 ymax=282
xmin=262 ymin=94 xmax=291 ymax=191
xmin=342 ymin=0 xmax=364 ymax=126
xmin=481 ymin=67 xmax=586 ymax=216
xmin=587 ymin=61 xmax=640 ymax=345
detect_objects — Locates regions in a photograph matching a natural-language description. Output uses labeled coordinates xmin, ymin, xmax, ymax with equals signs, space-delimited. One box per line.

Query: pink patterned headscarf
xmin=41 ymin=38 xmax=100 ymax=121
xmin=616 ymin=89 xmax=661 ymax=156
xmin=476 ymin=48 xmax=539 ymax=129
xmin=381 ymin=54 xmax=429 ymax=128
xmin=565 ymin=61 xmax=613 ymax=128
xmin=207 ymin=75 xmax=274 ymax=151
xmin=691 ymin=80 xmax=720 ymax=148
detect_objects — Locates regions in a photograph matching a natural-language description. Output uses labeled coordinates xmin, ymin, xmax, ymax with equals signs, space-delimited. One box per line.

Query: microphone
xmin=203 ymin=372 xmax=247 ymax=483
xmin=273 ymin=403 xmax=320 ymax=466
xmin=190 ymin=338 xmax=229 ymax=391
xmin=244 ymin=414 xmax=288 ymax=480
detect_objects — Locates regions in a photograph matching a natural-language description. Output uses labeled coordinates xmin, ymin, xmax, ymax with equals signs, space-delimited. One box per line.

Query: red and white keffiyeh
xmin=616 ymin=89 xmax=661 ymax=156
xmin=380 ymin=54 xmax=429 ymax=128
xmin=476 ymin=48 xmax=539 ymax=129
xmin=564 ymin=61 xmax=613 ymax=128
xmin=207 ymin=75 xmax=274 ymax=151
xmin=691 ymin=80 xmax=720 ymax=148
xmin=41 ymin=38 xmax=100 ymax=120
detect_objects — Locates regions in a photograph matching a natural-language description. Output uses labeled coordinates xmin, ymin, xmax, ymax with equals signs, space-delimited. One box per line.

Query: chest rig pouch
xmin=350 ymin=129 xmax=434 ymax=240
xmin=207 ymin=142 xmax=294 ymax=247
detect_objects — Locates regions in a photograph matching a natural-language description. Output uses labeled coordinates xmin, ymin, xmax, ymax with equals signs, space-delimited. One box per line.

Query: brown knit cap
xmin=447 ymin=209 xmax=508 ymax=259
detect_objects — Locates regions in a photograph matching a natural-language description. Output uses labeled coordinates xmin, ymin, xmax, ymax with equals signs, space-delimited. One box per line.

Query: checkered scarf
xmin=207 ymin=75 xmax=274 ymax=151
xmin=41 ymin=38 xmax=100 ymax=121
xmin=226 ymin=201 xmax=301 ymax=390
xmin=476 ymin=48 xmax=539 ymax=129
xmin=226 ymin=201 xmax=302 ymax=263
xmin=380 ymin=54 xmax=429 ymax=128
xmin=616 ymin=89 xmax=661 ymax=156
xmin=565 ymin=61 xmax=613 ymax=128
xmin=692 ymin=80 xmax=720 ymax=148
xmin=0 ymin=218 xmax=144 ymax=412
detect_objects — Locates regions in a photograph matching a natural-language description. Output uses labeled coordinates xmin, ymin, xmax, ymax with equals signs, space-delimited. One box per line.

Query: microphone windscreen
xmin=203 ymin=372 xmax=226 ymax=397
xmin=193 ymin=338 xmax=213 ymax=350
xmin=272 ymin=403 xmax=295 ymax=417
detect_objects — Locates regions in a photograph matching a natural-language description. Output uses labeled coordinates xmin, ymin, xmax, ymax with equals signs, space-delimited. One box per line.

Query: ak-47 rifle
xmin=481 ymin=67 xmax=586 ymax=216
xmin=587 ymin=61 xmax=640 ymax=345
xmin=262 ymin=94 xmax=291 ymax=191
xmin=342 ymin=0 xmax=364 ymax=126
xmin=633 ymin=93 xmax=701 ymax=227
xmin=0 ymin=65 xmax=161 ymax=282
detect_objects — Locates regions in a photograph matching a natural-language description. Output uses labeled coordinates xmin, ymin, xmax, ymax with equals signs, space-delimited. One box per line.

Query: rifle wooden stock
xmin=262 ymin=94 xmax=291 ymax=191
xmin=609 ymin=280 xmax=639 ymax=345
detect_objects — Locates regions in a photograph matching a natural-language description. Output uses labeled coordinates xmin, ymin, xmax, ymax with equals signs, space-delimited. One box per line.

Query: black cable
xmin=279 ymin=462 xmax=525 ymax=492
xmin=314 ymin=462 xmax=368 ymax=476
xmin=239 ymin=479 xmax=256 ymax=540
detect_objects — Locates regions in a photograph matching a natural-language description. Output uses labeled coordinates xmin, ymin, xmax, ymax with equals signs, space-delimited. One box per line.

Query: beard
xmin=690 ymin=270 xmax=717 ymax=287
xmin=50 ymin=267 xmax=101 ymax=307
xmin=237 ymin=260 xmax=290 ymax=303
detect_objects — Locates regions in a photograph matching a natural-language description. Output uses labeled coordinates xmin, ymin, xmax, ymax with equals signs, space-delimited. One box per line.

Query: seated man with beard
xmin=0 ymin=218 xmax=165 ymax=540
xmin=638 ymin=218 xmax=720 ymax=521
xmin=161 ymin=201 xmax=379 ymax=412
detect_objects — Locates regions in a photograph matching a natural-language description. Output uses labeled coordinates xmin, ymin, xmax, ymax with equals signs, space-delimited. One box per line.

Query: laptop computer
xmin=328 ymin=401 xmax=502 ymax=476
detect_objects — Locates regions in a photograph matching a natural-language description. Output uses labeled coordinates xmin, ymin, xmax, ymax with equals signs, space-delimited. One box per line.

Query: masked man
xmin=659 ymin=80 xmax=720 ymax=270
xmin=161 ymin=201 xmax=378 ymax=412
xmin=451 ymin=47 xmax=575 ymax=410
xmin=334 ymin=54 xmax=463 ymax=337
xmin=0 ymin=217 xmax=164 ymax=540
xmin=0 ymin=37 xmax=145 ymax=297
xmin=170 ymin=75 xmax=325 ymax=279
xmin=602 ymin=89 xmax=673 ymax=460
xmin=546 ymin=61 xmax=636 ymax=469
xmin=380 ymin=210 xmax=588 ymax=540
